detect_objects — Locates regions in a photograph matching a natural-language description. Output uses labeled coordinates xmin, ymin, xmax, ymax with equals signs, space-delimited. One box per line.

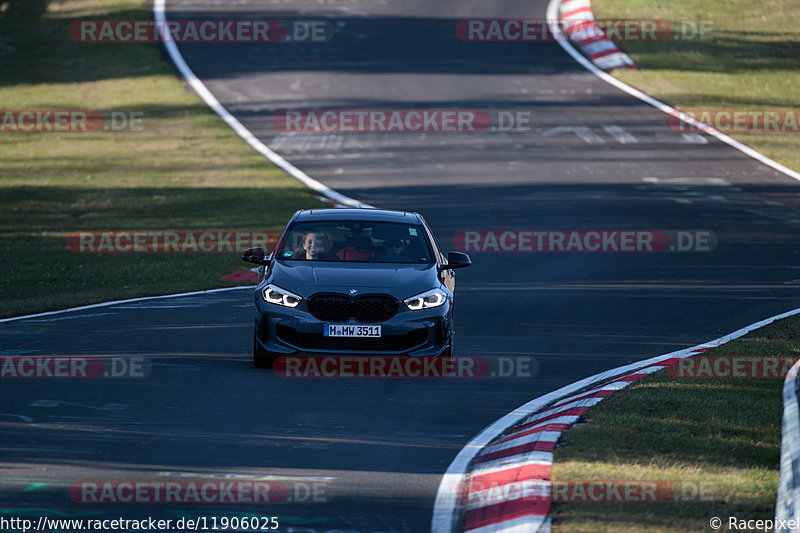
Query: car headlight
xmin=404 ymin=288 xmax=448 ymax=310
xmin=262 ymin=284 xmax=302 ymax=308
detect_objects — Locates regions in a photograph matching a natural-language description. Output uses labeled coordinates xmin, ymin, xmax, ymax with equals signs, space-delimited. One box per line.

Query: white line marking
xmin=493 ymin=416 xmax=583 ymax=443
xmin=0 ymin=286 xmax=252 ymax=324
xmin=465 ymin=515 xmax=548 ymax=533
xmin=439 ymin=15 xmax=800 ymax=533
xmin=680 ymin=133 xmax=709 ymax=144
xmin=480 ymin=431 xmax=561 ymax=455
xmin=582 ymin=40 xmax=618 ymax=56
xmin=545 ymin=0 xmax=800 ymax=182
xmin=157 ymin=470 xmax=334 ymax=481
xmin=541 ymin=125 xmax=605 ymax=144
xmin=641 ymin=177 xmax=731 ymax=186
xmin=602 ymin=124 xmax=638 ymax=144
xmin=29 ymin=400 xmax=128 ymax=411
xmin=593 ymin=52 xmax=636 ymax=71
xmin=0 ymin=413 xmax=34 ymax=422
xmin=469 ymin=453 xmax=554 ymax=480
xmin=110 ymin=304 xmax=201 ymax=309
xmin=152 ymin=0 xmax=372 ymax=209
xmin=775 ymin=359 xmax=800 ymax=524
xmin=523 ymin=395 xmax=605 ymax=424
xmin=432 ymin=306 xmax=800 ymax=532
xmin=21 ymin=312 xmax=116 ymax=322
xmin=561 ymin=0 xmax=591 ymax=12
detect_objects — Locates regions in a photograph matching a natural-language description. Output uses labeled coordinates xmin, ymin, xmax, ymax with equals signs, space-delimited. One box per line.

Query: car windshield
xmin=278 ymin=220 xmax=434 ymax=263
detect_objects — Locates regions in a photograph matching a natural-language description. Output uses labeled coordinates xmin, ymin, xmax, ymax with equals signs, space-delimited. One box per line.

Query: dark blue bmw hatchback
xmin=242 ymin=208 xmax=471 ymax=367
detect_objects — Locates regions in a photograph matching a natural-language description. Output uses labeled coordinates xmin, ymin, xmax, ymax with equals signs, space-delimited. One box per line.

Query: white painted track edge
xmin=0 ymin=286 xmax=254 ymax=324
xmin=545 ymin=0 xmax=800 ymax=183
xmin=152 ymin=0 xmax=375 ymax=208
xmin=2 ymin=1 xmax=376 ymax=322
xmin=431 ymin=306 xmax=800 ymax=532
xmin=429 ymin=2 xmax=800 ymax=529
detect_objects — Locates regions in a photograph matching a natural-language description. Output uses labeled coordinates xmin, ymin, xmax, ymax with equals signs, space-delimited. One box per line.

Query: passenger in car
xmin=336 ymin=234 xmax=376 ymax=261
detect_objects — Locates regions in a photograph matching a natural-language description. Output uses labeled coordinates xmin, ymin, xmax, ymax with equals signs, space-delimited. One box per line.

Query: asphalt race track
xmin=2 ymin=1 xmax=800 ymax=531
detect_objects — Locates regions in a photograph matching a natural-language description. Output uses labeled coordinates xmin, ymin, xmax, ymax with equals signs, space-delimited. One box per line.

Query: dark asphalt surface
xmin=2 ymin=1 xmax=800 ymax=531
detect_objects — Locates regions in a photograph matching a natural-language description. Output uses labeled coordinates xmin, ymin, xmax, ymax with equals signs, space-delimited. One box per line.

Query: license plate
xmin=324 ymin=324 xmax=382 ymax=337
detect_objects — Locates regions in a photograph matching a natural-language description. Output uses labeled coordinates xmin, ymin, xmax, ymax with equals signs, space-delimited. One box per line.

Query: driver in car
xmin=335 ymin=234 xmax=375 ymax=261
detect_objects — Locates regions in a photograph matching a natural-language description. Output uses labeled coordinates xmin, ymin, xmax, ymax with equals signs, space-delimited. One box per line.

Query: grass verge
xmin=591 ymin=0 xmax=800 ymax=173
xmin=553 ymin=2 xmax=800 ymax=528
xmin=550 ymin=314 xmax=800 ymax=532
xmin=0 ymin=0 xmax=327 ymax=318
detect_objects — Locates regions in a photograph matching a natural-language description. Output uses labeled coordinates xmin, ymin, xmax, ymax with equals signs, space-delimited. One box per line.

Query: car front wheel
xmin=253 ymin=332 xmax=277 ymax=369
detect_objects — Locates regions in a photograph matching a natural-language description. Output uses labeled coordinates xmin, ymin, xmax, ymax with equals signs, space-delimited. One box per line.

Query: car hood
xmin=267 ymin=260 xmax=440 ymax=298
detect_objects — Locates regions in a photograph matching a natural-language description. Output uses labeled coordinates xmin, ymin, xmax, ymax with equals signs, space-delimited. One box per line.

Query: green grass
xmin=550 ymin=4 xmax=800 ymax=527
xmin=591 ymin=0 xmax=800 ymax=172
xmin=550 ymin=315 xmax=800 ymax=532
xmin=0 ymin=0 xmax=326 ymax=318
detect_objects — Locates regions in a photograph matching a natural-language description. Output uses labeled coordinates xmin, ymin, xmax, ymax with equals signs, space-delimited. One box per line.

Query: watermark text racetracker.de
xmin=456 ymin=18 xmax=714 ymax=41
xmin=461 ymin=479 xmax=716 ymax=504
xmin=272 ymin=109 xmax=538 ymax=133
xmin=70 ymin=479 xmax=328 ymax=504
xmin=67 ymin=230 xmax=280 ymax=253
xmin=0 ymin=110 xmax=144 ymax=133
xmin=273 ymin=355 xmax=538 ymax=379
xmin=667 ymin=109 xmax=800 ymax=134
xmin=68 ymin=19 xmax=332 ymax=43
xmin=667 ymin=356 xmax=799 ymax=379
xmin=1 ymin=356 xmax=149 ymax=379
xmin=453 ymin=229 xmax=717 ymax=253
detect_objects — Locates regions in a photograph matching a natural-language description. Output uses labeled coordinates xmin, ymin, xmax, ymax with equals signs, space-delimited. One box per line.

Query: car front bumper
xmin=253 ymin=293 xmax=453 ymax=357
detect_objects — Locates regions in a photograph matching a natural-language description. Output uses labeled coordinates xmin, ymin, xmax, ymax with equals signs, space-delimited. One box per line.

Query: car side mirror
xmin=242 ymin=247 xmax=271 ymax=265
xmin=440 ymin=251 xmax=471 ymax=271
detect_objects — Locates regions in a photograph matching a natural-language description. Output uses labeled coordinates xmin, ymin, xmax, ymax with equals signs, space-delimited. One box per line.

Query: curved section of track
xmin=2 ymin=1 xmax=800 ymax=532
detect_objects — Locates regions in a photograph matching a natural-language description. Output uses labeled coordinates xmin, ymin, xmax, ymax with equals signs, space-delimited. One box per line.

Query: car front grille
xmin=307 ymin=293 xmax=398 ymax=323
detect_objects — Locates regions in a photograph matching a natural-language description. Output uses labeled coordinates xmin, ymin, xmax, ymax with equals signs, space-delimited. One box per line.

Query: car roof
xmin=296 ymin=208 xmax=419 ymax=222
